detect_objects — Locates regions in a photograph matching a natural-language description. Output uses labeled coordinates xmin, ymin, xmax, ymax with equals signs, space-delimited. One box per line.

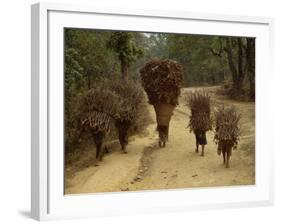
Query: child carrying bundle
xmin=214 ymin=106 xmax=241 ymax=168
xmin=187 ymin=91 xmax=212 ymax=156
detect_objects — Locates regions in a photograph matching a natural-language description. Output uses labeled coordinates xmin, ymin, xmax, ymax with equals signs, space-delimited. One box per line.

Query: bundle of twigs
xmin=99 ymin=77 xmax=151 ymax=151
xmin=214 ymin=106 xmax=241 ymax=148
xmin=106 ymin=78 xmax=146 ymax=123
xmin=77 ymin=86 xmax=121 ymax=133
xmin=104 ymin=78 xmax=150 ymax=133
xmin=82 ymin=86 xmax=121 ymax=117
xmin=139 ymin=59 xmax=183 ymax=106
xmin=187 ymin=91 xmax=212 ymax=132
xmin=81 ymin=111 xmax=111 ymax=134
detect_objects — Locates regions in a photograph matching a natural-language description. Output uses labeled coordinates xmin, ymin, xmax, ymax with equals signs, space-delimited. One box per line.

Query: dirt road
xmin=65 ymin=86 xmax=255 ymax=194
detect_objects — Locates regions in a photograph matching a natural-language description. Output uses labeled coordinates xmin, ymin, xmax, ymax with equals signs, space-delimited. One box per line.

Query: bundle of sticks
xmin=139 ymin=59 xmax=183 ymax=106
xmin=77 ymin=86 xmax=121 ymax=134
xmin=81 ymin=111 xmax=111 ymax=134
xmin=99 ymin=77 xmax=150 ymax=151
xmin=82 ymin=86 xmax=121 ymax=118
xmin=104 ymin=78 xmax=147 ymax=123
xmin=187 ymin=91 xmax=212 ymax=132
xmin=214 ymin=106 xmax=241 ymax=148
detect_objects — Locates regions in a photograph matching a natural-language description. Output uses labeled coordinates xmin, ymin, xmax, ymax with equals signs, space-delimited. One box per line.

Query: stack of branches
xmin=81 ymin=111 xmax=111 ymax=134
xmin=139 ymin=59 xmax=183 ymax=106
xmin=93 ymin=77 xmax=152 ymax=151
xmin=77 ymin=86 xmax=121 ymax=133
xmin=81 ymin=86 xmax=121 ymax=118
xmin=103 ymin=77 xmax=151 ymax=134
xmin=187 ymin=91 xmax=212 ymax=132
xmin=69 ymin=78 xmax=151 ymax=153
xmin=214 ymin=106 xmax=241 ymax=148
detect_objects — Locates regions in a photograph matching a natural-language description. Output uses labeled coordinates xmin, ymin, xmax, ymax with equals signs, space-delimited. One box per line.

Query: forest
xmin=65 ymin=29 xmax=255 ymax=92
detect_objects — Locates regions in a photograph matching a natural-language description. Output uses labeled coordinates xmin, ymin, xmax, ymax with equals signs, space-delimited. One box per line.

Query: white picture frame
xmin=31 ymin=2 xmax=275 ymax=221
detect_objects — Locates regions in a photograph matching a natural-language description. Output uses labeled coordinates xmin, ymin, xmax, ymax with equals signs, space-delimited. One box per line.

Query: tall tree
xmin=65 ymin=29 xmax=118 ymax=89
xmin=107 ymin=32 xmax=143 ymax=79
xmin=246 ymin=38 xmax=255 ymax=100
xmin=145 ymin=33 xmax=169 ymax=59
xmin=211 ymin=37 xmax=246 ymax=94
xmin=213 ymin=36 xmax=255 ymax=100
xmin=167 ymin=34 xmax=227 ymax=86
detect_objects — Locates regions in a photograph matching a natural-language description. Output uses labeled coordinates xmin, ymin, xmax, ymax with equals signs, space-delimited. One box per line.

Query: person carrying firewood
xmin=194 ymin=130 xmax=207 ymax=156
xmin=214 ymin=106 xmax=241 ymax=168
xmin=187 ymin=91 xmax=212 ymax=156
xmin=76 ymin=86 xmax=121 ymax=165
xmin=140 ymin=59 xmax=183 ymax=148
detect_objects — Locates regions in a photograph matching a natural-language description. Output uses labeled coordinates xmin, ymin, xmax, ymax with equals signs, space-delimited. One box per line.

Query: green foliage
xmin=65 ymin=48 xmax=84 ymax=100
xmin=107 ymin=32 xmax=143 ymax=66
xmin=64 ymin=48 xmax=84 ymax=152
xmin=65 ymin=28 xmax=119 ymax=88
xmin=145 ymin=34 xmax=169 ymax=59
xmin=166 ymin=35 xmax=228 ymax=86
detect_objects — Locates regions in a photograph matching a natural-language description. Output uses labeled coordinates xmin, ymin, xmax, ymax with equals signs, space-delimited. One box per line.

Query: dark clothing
xmin=195 ymin=132 xmax=207 ymax=145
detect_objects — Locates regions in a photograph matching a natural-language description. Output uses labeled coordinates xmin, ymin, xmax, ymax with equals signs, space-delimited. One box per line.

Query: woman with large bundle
xmin=187 ymin=91 xmax=212 ymax=156
xmin=140 ymin=59 xmax=183 ymax=147
xmin=77 ymin=87 xmax=119 ymax=162
xmin=214 ymin=106 xmax=241 ymax=168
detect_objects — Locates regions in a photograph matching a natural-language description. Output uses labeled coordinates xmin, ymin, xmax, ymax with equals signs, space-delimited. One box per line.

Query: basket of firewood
xmin=140 ymin=59 xmax=183 ymax=147
xmin=187 ymin=91 xmax=212 ymax=133
xmin=213 ymin=105 xmax=241 ymax=168
xmin=214 ymin=105 xmax=241 ymax=148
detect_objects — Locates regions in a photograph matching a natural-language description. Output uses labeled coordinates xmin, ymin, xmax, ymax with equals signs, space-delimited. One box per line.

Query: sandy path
xmin=65 ymin=86 xmax=255 ymax=194
xmin=65 ymin=119 xmax=159 ymax=194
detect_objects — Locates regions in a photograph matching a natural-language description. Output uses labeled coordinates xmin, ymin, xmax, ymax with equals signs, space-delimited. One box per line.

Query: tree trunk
xmin=246 ymin=38 xmax=255 ymax=100
xmin=121 ymin=59 xmax=129 ymax=80
xmin=224 ymin=37 xmax=245 ymax=94
xmin=225 ymin=38 xmax=238 ymax=90
xmin=87 ymin=72 xmax=91 ymax=89
xmin=237 ymin=38 xmax=245 ymax=92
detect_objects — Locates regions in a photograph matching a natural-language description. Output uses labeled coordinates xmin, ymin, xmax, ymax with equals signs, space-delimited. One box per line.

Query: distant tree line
xmin=142 ymin=33 xmax=255 ymax=100
xmin=65 ymin=28 xmax=255 ymax=100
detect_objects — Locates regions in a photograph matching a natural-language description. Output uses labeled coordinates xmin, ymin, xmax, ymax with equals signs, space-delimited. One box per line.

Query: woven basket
xmin=153 ymin=103 xmax=175 ymax=126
